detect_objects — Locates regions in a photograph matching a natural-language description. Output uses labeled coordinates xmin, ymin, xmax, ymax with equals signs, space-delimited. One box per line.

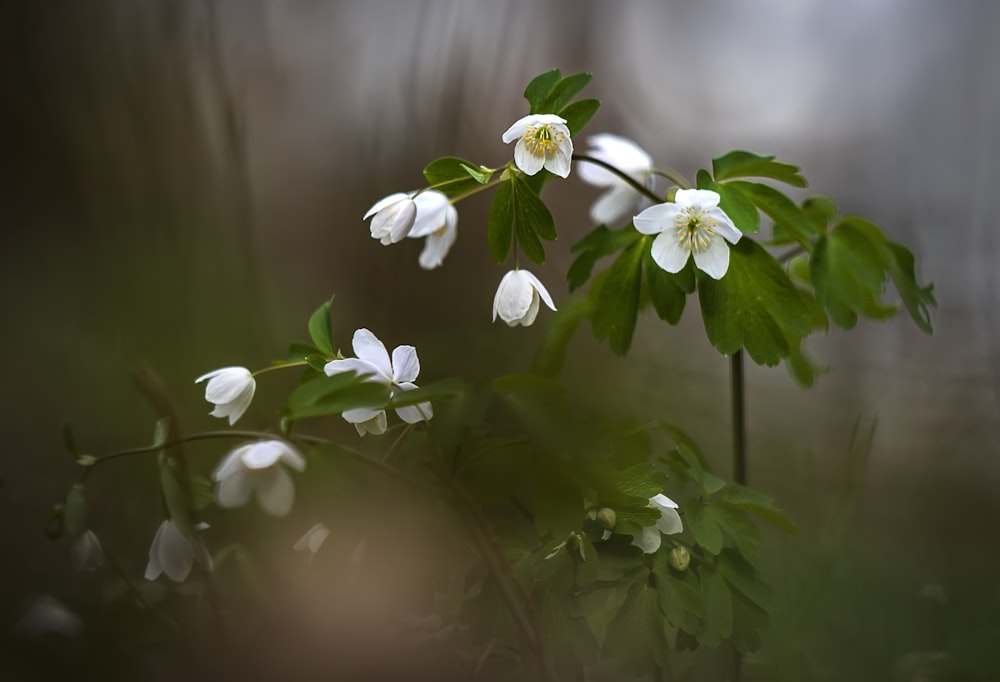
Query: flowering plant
xmin=50 ymin=69 xmax=934 ymax=681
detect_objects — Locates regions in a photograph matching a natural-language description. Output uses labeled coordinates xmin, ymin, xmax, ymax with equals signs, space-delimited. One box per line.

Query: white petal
xmin=294 ymin=523 xmax=331 ymax=554
xmin=352 ymin=329 xmax=393 ymax=380
xmin=650 ymin=231 xmax=691 ymax=274
xmin=357 ymin=411 xmax=388 ymax=436
xmin=208 ymin=380 xmax=255 ymax=425
xmin=590 ymin=184 xmax=638 ymax=226
xmin=364 ymin=192 xmax=409 ymax=220
xmin=630 ymin=526 xmax=662 ymax=554
xmin=650 ymin=494 xmax=679 ymax=510
xmin=692 ymin=237 xmax=731 ymax=279
xmin=545 ymin=145 xmax=572 ymax=178
xmin=518 ymin=293 xmax=541 ymax=327
xmin=391 ymin=345 xmax=420 ymax=384
xmin=394 ymin=383 xmax=433 ymax=423
xmin=212 ymin=447 xmax=248 ymax=482
xmin=343 ymin=406 xmax=385 ymax=424
xmin=675 ymin=188 xmax=720 ymax=209
xmin=633 ymin=203 xmax=679 ymax=235
xmin=708 ymin=208 xmax=742 ymax=244
xmin=323 ymin=357 xmax=386 ymax=383
xmin=72 ymin=530 xmax=104 ymax=572
xmin=513 ymin=139 xmax=545 ymax=175
xmin=256 ymin=466 xmax=295 ymax=517
xmin=216 ymin=468 xmax=254 ymax=508
xmin=144 ymin=522 xmax=169 ymax=580
xmin=409 ymin=191 xmax=451 ymax=238
xmin=197 ymin=367 xmax=252 ymax=404
xmin=276 ymin=442 xmax=306 ymax=472
xmin=157 ymin=521 xmax=195 ymax=582
xmin=239 ymin=440 xmax=285 ymax=469
xmin=519 ymin=270 xmax=557 ymax=311
xmin=655 ymin=507 xmax=684 ymax=536
xmin=387 ymin=200 xmax=418 ymax=243
xmin=501 ymin=116 xmax=532 ymax=143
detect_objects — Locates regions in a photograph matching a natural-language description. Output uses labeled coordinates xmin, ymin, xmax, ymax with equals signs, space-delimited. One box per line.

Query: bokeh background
xmin=2 ymin=0 xmax=998 ymax=679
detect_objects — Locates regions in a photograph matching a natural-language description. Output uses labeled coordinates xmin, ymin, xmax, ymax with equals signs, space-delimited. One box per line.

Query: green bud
xmin=667 ymin=546 xmax=690 ymax=572
xmin=566 ymin=531 xmax=587 ymax=563
xmin=596 ymin=507 xmax=617 ymax=531
xmin=76 ymin=454 xmax=97 ymax=467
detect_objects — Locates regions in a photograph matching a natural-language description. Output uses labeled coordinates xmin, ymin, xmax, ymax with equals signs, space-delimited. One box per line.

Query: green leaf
xmin=810 ymin=217 xmax=891 ymax=329
xmin=592 ymin=238 xmax=644 ymax=355
xmin=307 ymin=296 xmax=335 ymax=357
xmin=541 ymin=72 xmax=593 ymax=113
xmin=285 ymin=372 xmax=390 ymax=422
xmin=801 ymin=195 xmax=838 ymax=233
xmin=697 ymin=169 xmax=760 ymax=234
xmin=885 ymin=241 xmax=936 ymax=333
xmin=602 ymin=577 xmax=672 ymax=672
xmin=387 ymin=377 xmax=466 ymax=408
xmin=644 ymin=246 xmax=687 ymax=324
xmin=459 ymin=163 xmax=493 ymax=184
xmin=524 ymin=69 xmax=561 ymax=113
xmin=559 ymin=98 xmax=600 ymax=136
xmin=286 ymin=342 xmax=321 ymax=363
xmin=653 ymin=555 xmax=704 ymax=632
xmin=567 ymin=225 xmax=642 ymax=291
xmin=712 ymin=150 xmax=808 ymax=187
xmin=531 ymin=296 xmax=591 ymax=377
xmin=698 ymin=238 xmax=812 ymax=366
xmin=729 ymin=181 xmax=816 ymax=246
xmin=534 ymin=461 xmax=584 ymax=538
xmin=701 ymin=568 xmax=734 ymax=644
xmin=685 ymin=502 xmax=724 ymax=555
xmin=488 ymin=175 xmax=557 ymax=265
xmin=64 ymin=484 xmax=87 ymax=538
xmin=720 ymin=485 xmax=799 ymax=535
xmin=189 ymin=474 xmax=215 ymax=511
xmin=423 ymin=156 xmax=487 ymax=198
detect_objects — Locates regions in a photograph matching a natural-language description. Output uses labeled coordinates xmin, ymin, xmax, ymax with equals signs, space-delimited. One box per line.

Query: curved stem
xmin=650 ymin=167 xmax=692 ymax=189
xmin=571 ymin=154 xmax=663 ymax=203
xmin=252 ymin=360 xmax=309 ymax=377
xmin=777 ymin=244 xmax=806 ymax=264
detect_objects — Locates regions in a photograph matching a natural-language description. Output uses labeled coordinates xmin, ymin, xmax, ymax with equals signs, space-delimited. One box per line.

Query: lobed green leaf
xmin=423 ymin=156 xmax=486 ymax=198
xmin=591 ymin=238 xmax=645 ymax=355
xmin=307 ymin=296 xmax=335 ymax=357
xmin=541 ymin=72 xmax=593 ymax=113
xmin=559 ymin=98 xmax=600 ymax=136
xmin=712 ymin=150 xmax=808 ymax=187
xmin=524 ymin=69 xmax=561 ymax=113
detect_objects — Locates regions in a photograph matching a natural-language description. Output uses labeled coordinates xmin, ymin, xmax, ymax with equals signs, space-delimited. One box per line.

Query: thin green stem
xmin=252 ymin=360 xmax=310 ymax=377
xmin=777 ymin=244 xmax=806 ymax=264
xmin=571 ymin=154 xmax=663 ymax=203
xmin=446 ymin=175 xmax=507 ymax=203
xmin=381 ymin=422 xmax=415 ymax=462
xmin=650 ymin=167 xmax=692 ymax=189
xmin=730 ymin=350 xmax=747 ymax=486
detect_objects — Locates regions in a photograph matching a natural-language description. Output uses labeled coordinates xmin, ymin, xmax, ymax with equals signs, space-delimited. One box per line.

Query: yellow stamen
xmin=524 ymin=123 xmax=565 ymax=157
xmin=673 ymin=207 xmax=717 ymax=254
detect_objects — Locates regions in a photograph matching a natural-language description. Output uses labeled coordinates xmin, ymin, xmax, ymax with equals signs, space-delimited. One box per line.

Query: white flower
xmin=294 ymin=522 xmax=330 ymax=566
xmin=144 ymin=519 xmax=213 ymax=582
xmin=212 ymin=439 xmax=306 ymax=517
xmin=71 ymin=529 xmax=104 ymax=572
xmin=492 ymin=269 xmax=557 ymax=327
xmin=408 ymin=190 xmax=458 ymax=270
xmin=502 ymin=114 xmax=573 ymax=178
xmin=366 ymin=189 xmax=456 ymax=248
xmin=631 ymin=494 xmax=683 ymax=554
xmin=323 ymin=328 xmax=433 ymax=436
xmin=576 ymin=133 xmax=654 ymax=225
xmin=195 ymin=367 xmax=256 ymax=426
xmin=365 ymin=192 xmax=417 ymax=245
xmin=633 ymin=189 xmax=742 ymax=280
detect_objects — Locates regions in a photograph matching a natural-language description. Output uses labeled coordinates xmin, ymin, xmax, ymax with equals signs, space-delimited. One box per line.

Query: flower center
xmin=524 ymin=124 xmax=565 ymax=157
xmin=673 ymin=206 xmax=717 ymax=254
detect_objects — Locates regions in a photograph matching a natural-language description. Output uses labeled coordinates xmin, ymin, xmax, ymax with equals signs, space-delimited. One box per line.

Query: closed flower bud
xmin=667 ymin=546 xmax=690 ymax=572
xmin=195 ymin=367 xmax=256 ymax=426
xmin=596 ymin=507 xmax=617 ymax=531
xmin=71 ymin=529 xmax=104 ymax=572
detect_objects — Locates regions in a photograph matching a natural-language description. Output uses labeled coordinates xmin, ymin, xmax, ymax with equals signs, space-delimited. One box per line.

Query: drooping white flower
xmin=492 ymin=269 xmax=557 ymax=327
xmin=633 ymin=189 xmax=742 ymax=280
xmin=576 ymin=133 xmax=654 ymax=225
xmin=71 ymin=529 xmax=104 ymax=572
xmin=631 ymin=494 xmax=683 ymax=554
xmin=323 ymin=328 xmax=433 ymax=436
xmin=408 ymin=191 xmax=458 ymax=270
xmin=144 ymin=519 xmax=213 ymax=582
xmin=293 ymin=522 xmax=330 ymax=566
xmin=502 ymin=114 xmax=574 ymax=178
xmin=365 ymin=192 xmax=418 ymax=245
xmin=212 ymin=439 xmax=306 ymax=517
xmin=195 ymin=367 xmax=256 ymax=426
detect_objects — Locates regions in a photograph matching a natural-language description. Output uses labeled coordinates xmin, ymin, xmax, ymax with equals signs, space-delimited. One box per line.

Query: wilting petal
xmin=354 ymin=411 xmax=388 ymax=436
xmin=650 ymin=231 xmax=691 ymax=274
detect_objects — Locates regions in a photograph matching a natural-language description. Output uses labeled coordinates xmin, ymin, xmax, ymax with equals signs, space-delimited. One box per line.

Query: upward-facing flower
xmin=633 ymin=189 xmax=742 ymax=280
xmin=195 ymin=367 xmax=256 ymax=425
xmin=144 ymin=519 xmax=213 ymax=582
xmin=502 ymin=114 xmax=573 ymax=178
xmin=323 ymin=328 xmax=433 ymax=436
xmin=212 ymin=439 xmax=306 ymax=517
xmin=631 ymin=494 xmax=683 ymax=554
xmin=576 ymin=133 xmax=654 ymax=225
xmin=492 ymin=269 xmax=557 ymax=327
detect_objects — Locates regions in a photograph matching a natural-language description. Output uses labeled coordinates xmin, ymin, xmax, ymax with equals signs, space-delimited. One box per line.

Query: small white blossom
xmin=293 ymin=522 xmax=330 ymax=566
xmin=323 ymin=328 xmax=433 ymax=436
xmin=144 ymin=519 xmax=213 ymax=582
xmin=576 ymin=133 xmax=654 ymax=225
xmin=195 ymin=367 xmax=256 ymax=426
xmin=631 ymin=494 xmax=683 ymax=554
xmin=633 ymin=189 xmax=742 ymax=280
xmin=365 ymin=192 xmax=417 ymax=245
xmin=502 ymin=114 xmax=573 ymax=178
xmin=212 ymin=439 xmax=306 ymax=517
xmin=71 ymin=529 xmax=104 ymax=572
xmin=408 ymin=191 xmax=458 ymax=270
xmin=492 ymin=269 xmax=557 ymax=327
xmin=365 ymin=189 xmax=456 ymax=249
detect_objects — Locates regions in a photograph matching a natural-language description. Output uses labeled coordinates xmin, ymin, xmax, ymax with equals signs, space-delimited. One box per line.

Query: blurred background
xmin=1 ymin=0 xmax=998 ymax=679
